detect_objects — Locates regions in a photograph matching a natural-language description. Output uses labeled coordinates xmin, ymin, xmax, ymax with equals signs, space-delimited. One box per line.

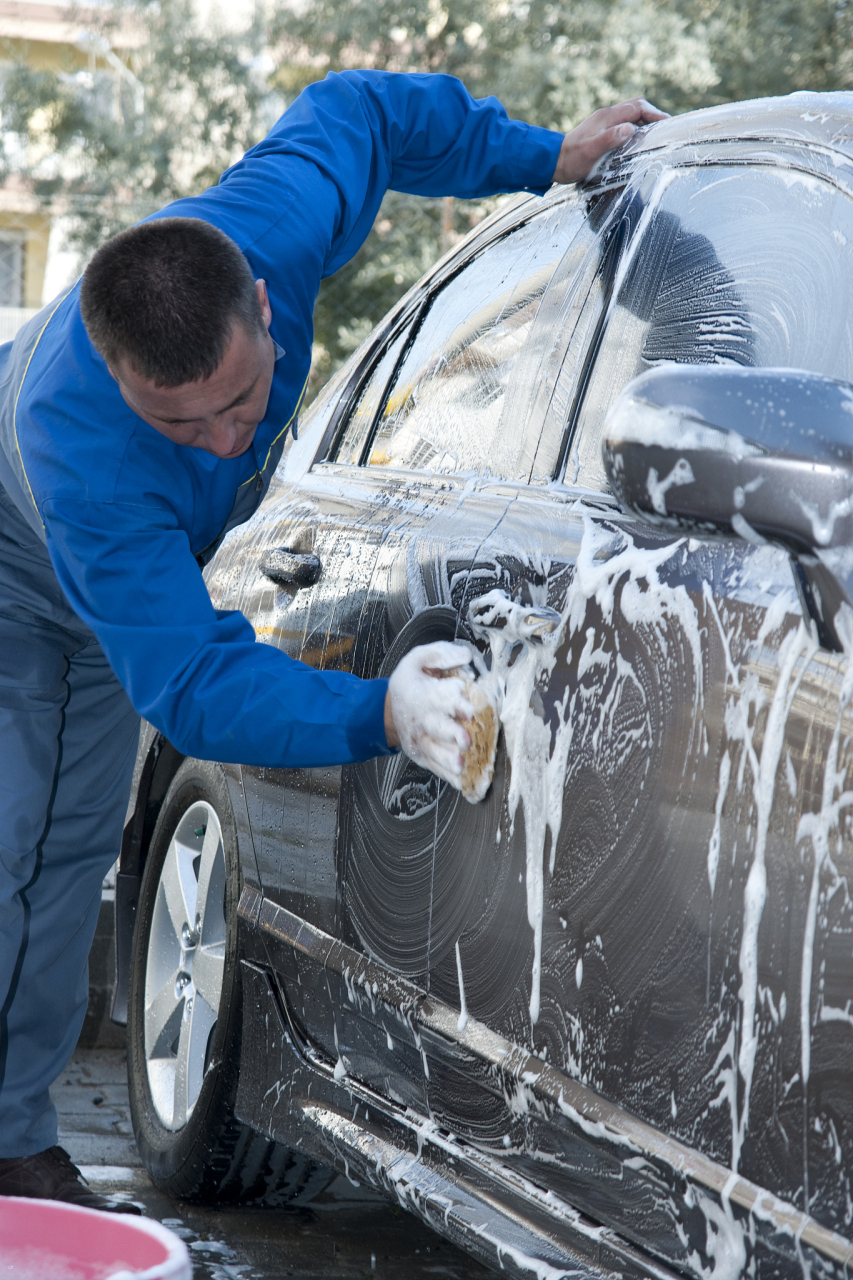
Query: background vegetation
xmin=3 ymin=0 xmax=852 ymax=398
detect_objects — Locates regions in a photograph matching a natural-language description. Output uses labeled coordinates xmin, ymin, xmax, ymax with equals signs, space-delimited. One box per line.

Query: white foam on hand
xmin=388 ymin=641 xmax=475 ymax=786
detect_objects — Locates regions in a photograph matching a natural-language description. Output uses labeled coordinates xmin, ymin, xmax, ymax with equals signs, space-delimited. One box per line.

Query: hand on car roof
xmin=553 ymin=97 xmax=669 ymax=185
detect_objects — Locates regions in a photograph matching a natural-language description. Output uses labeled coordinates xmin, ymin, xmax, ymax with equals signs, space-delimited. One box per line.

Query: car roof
xmin=413 ymin=93 xmax=853 ymax=306
xmin=601 ymin=90 xmax=853 ymax=177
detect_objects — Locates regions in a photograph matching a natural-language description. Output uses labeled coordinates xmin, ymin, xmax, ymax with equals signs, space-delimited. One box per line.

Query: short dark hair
xmin=80 ymin=217 xmax=265 ymax=386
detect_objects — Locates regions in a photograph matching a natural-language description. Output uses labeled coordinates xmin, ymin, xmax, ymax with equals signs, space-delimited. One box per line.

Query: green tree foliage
xmin=695 ymin=0 xmax=853 ymax=105
xmin=0 ymin=0 xmax=273 ymax=253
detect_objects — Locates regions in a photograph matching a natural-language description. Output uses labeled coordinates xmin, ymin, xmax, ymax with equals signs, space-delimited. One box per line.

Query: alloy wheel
xmin=144 ymin=801 xmax=227 ymax=1130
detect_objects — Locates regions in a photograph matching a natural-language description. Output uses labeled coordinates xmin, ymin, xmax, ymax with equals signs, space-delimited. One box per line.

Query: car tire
xmin=127 ymin=757 xmax=331 ymax=1205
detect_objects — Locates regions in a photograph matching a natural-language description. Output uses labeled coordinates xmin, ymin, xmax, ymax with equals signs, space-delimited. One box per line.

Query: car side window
xmin=568 ymin=165 xmax=853 ymax=490
xmin=331 ymin=327 xmax=410 ymax=466
xmin=354 ymin=200 xmax=587 ymax=479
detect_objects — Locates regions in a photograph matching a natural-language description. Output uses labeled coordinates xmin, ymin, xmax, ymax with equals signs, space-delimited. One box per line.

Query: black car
xmin=114 ymin=92 xmax=853 ymax=1279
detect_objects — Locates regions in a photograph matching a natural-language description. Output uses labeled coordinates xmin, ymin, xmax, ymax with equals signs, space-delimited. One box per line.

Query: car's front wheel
xmin=127 ymin=758 xmax=329 ymax=1204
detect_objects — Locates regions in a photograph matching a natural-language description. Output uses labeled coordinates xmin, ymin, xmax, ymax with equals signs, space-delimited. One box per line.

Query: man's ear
xmin=255 ymin=278 xmax=273 ymax=330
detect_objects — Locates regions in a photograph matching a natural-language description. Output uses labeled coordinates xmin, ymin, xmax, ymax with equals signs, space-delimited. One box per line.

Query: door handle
xmin=260 ymin=548 xmax=322 ymax=587
xmin=468 ymin=589 xmax=561 ymax=641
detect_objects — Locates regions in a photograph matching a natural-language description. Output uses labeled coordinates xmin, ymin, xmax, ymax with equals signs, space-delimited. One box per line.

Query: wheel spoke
xmin=196 ymin=822 xmax=226 ymax=944
xmin=186 ymin=993 xmax=217 ymax=1109
xmin=143 ymin=798 xmax=230 ymax=1132
xmin=193 ymin=943 xmax=225 ymax=1010
xmin=172 ymin=1012 xmax=193 ymax=1130
xmin=148 ymin=886 xmax=182 ymax=993
xmin=144 ymin=970 xmax=183 ymax=1057
xmin=161 ymin=840 xmax=198 ymax=939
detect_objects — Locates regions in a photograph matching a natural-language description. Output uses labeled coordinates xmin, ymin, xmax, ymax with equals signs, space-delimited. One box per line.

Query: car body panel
xmin=120 ymin=93 xmax=853 ymax=1277
xmin=235 ymin=885 xmax=853 ymax=1280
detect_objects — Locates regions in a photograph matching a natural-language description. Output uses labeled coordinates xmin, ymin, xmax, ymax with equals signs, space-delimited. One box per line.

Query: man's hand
xmin=553 ymin=98 xmax=669 ymax=185
xmin=384 ymin=641 xmax=474 ymax=782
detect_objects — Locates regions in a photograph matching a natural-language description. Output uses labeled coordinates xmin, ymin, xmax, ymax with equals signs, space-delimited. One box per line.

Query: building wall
xmin=0 ymin=1 xmax=139 ymax=73
xmin=0 ymin=2 xmax=140 ymax=314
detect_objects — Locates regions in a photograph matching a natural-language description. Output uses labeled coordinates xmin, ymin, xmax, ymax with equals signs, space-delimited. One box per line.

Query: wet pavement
xmin=52 ymin=1047 xmax=491 ymax=1279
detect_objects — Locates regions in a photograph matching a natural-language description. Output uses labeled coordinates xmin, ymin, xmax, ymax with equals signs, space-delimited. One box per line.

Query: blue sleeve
xmin=42 ymin=497 xmax=391 ymax=768
xmin=196 ymin=70 xmax=564 ymax=279
xmin=29 ymin=71 xmax=563 ymax=770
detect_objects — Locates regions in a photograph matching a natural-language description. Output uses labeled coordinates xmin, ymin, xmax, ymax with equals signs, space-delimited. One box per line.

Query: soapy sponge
xmin=458 ymin=676 xmax=499 ymax=804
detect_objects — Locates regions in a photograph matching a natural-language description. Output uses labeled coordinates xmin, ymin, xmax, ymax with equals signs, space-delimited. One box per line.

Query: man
xmin=0 ymin=69 xmax=665 ymax=1210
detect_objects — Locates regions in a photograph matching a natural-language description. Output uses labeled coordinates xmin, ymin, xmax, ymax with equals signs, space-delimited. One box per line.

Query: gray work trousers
xmin=0 ymin=482 xmax=139 ymax=1156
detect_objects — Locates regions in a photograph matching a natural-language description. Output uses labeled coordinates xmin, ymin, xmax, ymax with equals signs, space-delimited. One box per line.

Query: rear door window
xmin=330 ymin=326 xmax=410 ymax=467
xmin=568 ymin=165 xmax=853 ymax=489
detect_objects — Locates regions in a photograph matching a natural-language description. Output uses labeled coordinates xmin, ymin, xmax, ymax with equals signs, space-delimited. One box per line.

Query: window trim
xmin=552 ymin=191 xmax=636 ymax=485
xmin=514 ymin=186 xmax=627 ymax=485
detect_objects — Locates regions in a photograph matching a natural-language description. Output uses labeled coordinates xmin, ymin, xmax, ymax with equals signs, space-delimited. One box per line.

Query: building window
xmin=0 ymin=234 xmax=25 ymax=308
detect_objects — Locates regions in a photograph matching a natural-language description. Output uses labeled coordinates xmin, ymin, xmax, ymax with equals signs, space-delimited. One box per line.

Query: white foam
xmin=794 ymin=490 xmax=853 ymax=547
xmin=604 ymin=394 xmax=762 ymax=460
xmin=473 ymin=515 xmax=702 ymax=1024
xmin=796 ymin=603 xmax=853 ymax=1099
xmin=707 ymin=750 xmax=731 ymax=896
xmin=728 ymin=620 xmax=816 ymax=1171
xmin=646 ymin=457 xmax=695 ymax=515
xmin=455 ymin=939 xmax=469 ymax=1033
xmin=681 ymin=1177 xmax=748 ymax=1280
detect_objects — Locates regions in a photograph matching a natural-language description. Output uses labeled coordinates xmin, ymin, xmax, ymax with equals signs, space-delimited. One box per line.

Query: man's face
xmin=111 ymin=279 xmax=276 ymax=459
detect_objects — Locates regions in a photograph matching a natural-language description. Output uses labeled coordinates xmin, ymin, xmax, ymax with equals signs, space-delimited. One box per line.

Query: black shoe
xmin=0 ymin=1145 xmax=143 ymax=1214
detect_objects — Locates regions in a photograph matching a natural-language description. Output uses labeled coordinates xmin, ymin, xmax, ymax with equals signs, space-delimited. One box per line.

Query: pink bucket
xmin=0 ymin=1196 xmax=191 ymax=1279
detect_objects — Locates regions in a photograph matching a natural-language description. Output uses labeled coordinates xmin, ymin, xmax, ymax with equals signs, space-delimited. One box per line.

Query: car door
xmin=221 ymin=183 xmax=620 ymax=950
xmin=244 ymin=185 xmax=624 ymax=1110
xmin=217 ymin=285 xmax=507 ymax=945
xmin=413 ymin=152 xmax=853 ymax=1273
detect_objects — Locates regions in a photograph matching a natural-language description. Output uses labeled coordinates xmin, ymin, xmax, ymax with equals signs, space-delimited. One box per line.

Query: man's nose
xmin=205 ymin=421 xmax=240 ymax=457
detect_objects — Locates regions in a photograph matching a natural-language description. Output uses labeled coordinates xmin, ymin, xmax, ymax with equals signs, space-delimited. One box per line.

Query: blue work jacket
xmin=6 ymin=70 xmax=563 ymax=768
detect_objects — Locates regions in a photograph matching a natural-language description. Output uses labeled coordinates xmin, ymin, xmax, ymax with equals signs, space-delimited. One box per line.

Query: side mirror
xmin=602 ymin=365 xmax=853 ymax=653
